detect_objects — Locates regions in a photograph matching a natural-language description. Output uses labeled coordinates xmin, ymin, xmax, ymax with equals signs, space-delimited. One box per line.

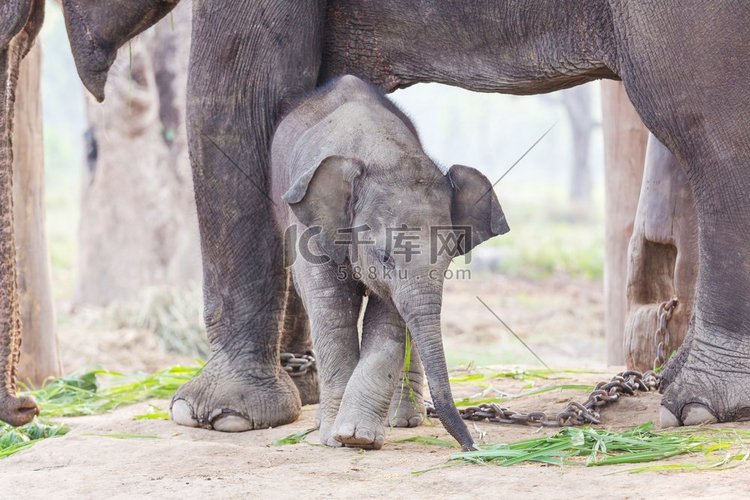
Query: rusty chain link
xmin=654 ymin=296 xmax=679 ymax=371
xmin=280 ymin=352 xmax=316 ymax=377
xmin=426 ymin=297 xmax=679 ymax=427
xmin=426 ymin=369 xmax=661 ymax=427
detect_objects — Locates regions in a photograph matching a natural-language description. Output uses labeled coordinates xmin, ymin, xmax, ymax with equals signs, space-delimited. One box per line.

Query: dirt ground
xmin=3 ymin=370 xmax=750 ymax=499
xmin=5 ymin=275 xmax=747 ymax=498
xmin=55 ymin=274 xmax=606 ymax=374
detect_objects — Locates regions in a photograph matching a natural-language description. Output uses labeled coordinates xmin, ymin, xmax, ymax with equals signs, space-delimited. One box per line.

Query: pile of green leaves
xmin=1 ymin=365 xmax=200 ymax=459
xmin=0 ymin=420 xmax=69 ymax=458
xmin=26 ymin=364 xmax=201 ymax=418
xmin=450 ymin=423 xmax=750 ymax=472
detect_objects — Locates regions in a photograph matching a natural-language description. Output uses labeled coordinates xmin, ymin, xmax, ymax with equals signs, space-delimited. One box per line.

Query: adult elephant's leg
xmin=609 ymin=1 xmax=750 ymax=426
xmin=62 ymin=0 xmax=181 ymax=101
xmin=659 ymin=167 xmax=750 ymax=425
xmin=169 ymin=1 xmax=325 ymax=431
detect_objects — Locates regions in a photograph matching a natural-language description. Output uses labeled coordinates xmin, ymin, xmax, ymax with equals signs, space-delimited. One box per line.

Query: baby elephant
xmin=271 ymin=75 xmax=509 ymax=450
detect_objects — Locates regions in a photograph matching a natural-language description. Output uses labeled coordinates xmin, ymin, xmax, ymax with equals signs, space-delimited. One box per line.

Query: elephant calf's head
xmin=283 ymin=155 xmax=509 ymax=297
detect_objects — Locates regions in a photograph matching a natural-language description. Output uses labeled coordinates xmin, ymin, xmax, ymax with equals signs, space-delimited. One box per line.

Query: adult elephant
xmin=1 ymin=0 xmax=747 ymax=429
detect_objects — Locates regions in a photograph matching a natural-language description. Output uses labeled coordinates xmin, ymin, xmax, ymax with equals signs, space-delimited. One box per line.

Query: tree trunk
xmin=624 ymin=135 xmax=697 ymax=370
xmin=13 ymin=42 xmax=60 ymax=386
xmin=601 ymin=81 xmax=648 ymax=365
xmin=75 ymin=2 xmax=199 ymax=306
xmin=561 ymin=84 xmax=595 ymax=207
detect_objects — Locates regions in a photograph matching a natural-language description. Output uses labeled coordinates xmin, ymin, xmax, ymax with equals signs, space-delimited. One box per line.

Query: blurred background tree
xmin=561 ymin=85 xmax=597 ymax=209
xmin=75 ymin=1 xmax=199 ymax=306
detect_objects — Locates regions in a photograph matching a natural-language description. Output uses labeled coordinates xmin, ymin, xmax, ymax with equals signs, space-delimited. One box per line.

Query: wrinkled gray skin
xmin=3 ymin=0 xmax=749 ymax=432
xmin=0 ymin=0 xmax=44 ymax=427
xmin=270 ymin=75 xmax=508 ymax=449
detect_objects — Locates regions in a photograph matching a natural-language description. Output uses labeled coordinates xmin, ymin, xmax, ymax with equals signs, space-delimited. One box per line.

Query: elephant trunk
xmin=0 ymin=0 xmax=34 ymax=49
xmin=396 ymin=282 xmax=475 ymax=451
xmin=0 ymin=12 xmax=42 ymax=426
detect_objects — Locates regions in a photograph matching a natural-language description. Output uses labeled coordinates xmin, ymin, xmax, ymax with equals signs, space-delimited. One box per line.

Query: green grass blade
xmin=397 ymin=436 xmax=459 ymax=448
xmin=90 ymin=433 xmax=161 ymax=440
xmin=273 ymin=428 xmax=316 ymax=446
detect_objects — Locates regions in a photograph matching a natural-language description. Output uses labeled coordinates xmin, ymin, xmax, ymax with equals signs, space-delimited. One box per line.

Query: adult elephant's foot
xmin=170 ymin=357 xmax=301 ymax=431
xmin=332 ymin=411 xmax=386 ymax=450
xmin=387 ymin=382 xmax=425 ymax=428
xmin=659 ymin=325 xmax=750 ymax=427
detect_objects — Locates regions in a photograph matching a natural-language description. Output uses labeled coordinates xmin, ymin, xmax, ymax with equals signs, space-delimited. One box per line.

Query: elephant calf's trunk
xmin=401 ymin=296 xmax=475 ymax=451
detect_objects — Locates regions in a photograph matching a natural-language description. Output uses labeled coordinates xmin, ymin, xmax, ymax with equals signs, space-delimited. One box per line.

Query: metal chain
xmin=280 ymin=352 xmax=316 ymax=377
xmin=654 ymin=296 xmax=679 ymax=371
xmin=426 ymin=297 xmax=679 ymax=427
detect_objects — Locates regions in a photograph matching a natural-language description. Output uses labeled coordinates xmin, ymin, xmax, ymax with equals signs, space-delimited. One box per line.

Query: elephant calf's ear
xmin=448 ymin=164 xmax=510 ymax=254
xmin=283 ymin=156 xmax=363 ymax=264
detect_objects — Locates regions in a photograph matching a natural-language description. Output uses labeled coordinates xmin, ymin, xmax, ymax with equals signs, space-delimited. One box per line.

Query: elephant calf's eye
xmin=376 ymin=249 xmax=394 ymax=268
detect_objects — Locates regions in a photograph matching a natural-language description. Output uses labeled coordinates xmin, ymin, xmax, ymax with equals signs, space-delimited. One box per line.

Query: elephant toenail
xmin=681 ymin=403 xmax=718 ymax=426
xmin=170 ymin=399 xmax=199 ymax=428
xmin=659 ymin=406 xmax=681 ymax=428
xmin=212 ymin=414 xmax=253 ymax=432
xmin=357 ymin=429 xmax=375 ymax=441
xmin=325 ymin=436 xmax=343 ymax=447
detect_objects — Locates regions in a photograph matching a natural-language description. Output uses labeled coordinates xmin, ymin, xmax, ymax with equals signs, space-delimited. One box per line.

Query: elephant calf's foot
xmin=387 ymin=385 xmax=425 ymax=428
xmin=170 ymin=359 xmax=301 ymax=431
xmin=659 ymin=329 xmax=750 ymax=427
xmin=332 ymin=412 xmax=386 ymax=450
xmin=316 ymin=396 xmax=346 ymax=447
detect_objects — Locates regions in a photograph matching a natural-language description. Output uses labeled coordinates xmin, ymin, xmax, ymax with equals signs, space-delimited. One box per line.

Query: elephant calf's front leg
xmin=295 ymin=264 xmax=362 ymax=447
xmin=332 ymin=295 xmax=408 ymax=449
